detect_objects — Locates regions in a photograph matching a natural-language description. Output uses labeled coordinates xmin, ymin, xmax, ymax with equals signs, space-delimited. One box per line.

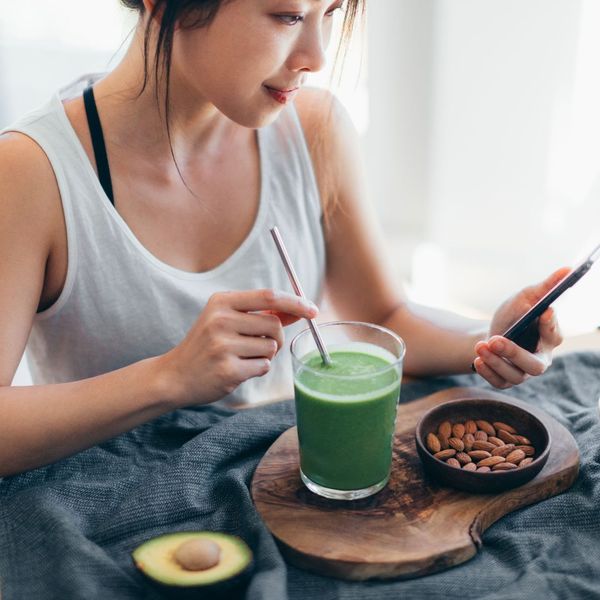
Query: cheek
xmin=176 ymin=31 xmax=284 ymax=94
xmin=171 ymin=22 xmax=294 ymax=127
xmin=218 ymin=30 xmax=289 ymax=87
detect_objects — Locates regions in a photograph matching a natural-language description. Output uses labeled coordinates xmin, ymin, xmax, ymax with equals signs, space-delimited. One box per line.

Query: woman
xmin=0 ymin=0 xmax=565 ymax=477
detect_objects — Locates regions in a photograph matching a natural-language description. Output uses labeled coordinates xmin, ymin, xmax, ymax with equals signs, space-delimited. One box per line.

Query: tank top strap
xmin=82 ymin=86 xmax=114 ymax=205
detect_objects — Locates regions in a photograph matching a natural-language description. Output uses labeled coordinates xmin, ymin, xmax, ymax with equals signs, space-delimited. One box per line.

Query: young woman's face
xmin=170 ymin=0 xmax=345 ymax=127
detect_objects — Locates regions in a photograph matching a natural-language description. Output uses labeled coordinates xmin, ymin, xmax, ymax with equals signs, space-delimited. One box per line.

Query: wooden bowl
xmin=415 ymin=398 xmax=551 ymax=493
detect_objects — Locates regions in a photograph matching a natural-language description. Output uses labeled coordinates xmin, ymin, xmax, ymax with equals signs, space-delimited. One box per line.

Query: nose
xmin=287 ymin=24 xmax=328 ymax=74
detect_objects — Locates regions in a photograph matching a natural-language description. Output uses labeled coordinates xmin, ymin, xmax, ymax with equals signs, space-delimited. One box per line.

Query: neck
xmin=91 ymin=27 xmax=238 ymax=165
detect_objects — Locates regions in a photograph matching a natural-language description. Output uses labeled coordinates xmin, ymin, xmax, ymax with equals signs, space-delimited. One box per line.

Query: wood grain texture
xmin=251 ymin=387 xmax=579 ymax=581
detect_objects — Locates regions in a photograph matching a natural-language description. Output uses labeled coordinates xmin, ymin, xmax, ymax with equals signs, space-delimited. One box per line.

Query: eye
xmin=275 ymin=14 xmax=305 ymax=26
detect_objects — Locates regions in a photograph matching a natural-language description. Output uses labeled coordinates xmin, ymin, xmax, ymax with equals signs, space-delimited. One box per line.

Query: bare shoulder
xmin=295 ymin=87 xmax=364 ymax=217
xmin=0 ymin=132 xmax=66 ymax=384
xmin=294 ymin=87 xmax=356 ymax=155
xmin=0 ymin=131 xmax=63 ymax=242
xmin=0 ymin=130 xmax=59 ymax=193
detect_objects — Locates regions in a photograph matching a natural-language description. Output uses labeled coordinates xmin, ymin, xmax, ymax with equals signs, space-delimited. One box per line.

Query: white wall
xmin=368 ymin=0 xmax=600 ymax=332
xmin=0 ymin=2 xmax=136 ymax=124
xmin=366 ymin=0 xmax=435 ymax=267
xmin=428 ymin=0 xmax=589 ymax=303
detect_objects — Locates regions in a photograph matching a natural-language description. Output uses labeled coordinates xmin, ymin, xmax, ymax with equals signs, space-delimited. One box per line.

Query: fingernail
xmin=307 ymin=301 xmax=319 ymax=313
xmin=491 ymin=340 xmax=504 ymax=352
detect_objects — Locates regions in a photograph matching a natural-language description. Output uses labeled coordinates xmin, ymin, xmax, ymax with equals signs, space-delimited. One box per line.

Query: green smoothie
xmin=294 ymin=343 xmax=401 ymax=491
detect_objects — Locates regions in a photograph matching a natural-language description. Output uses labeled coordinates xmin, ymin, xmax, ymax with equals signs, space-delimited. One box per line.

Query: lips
xmin=264 ymin=85 xmax=300 ymax=105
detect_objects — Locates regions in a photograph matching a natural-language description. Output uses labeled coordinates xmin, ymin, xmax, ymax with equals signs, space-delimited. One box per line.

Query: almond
xmin=472 ymin=440 xmax=496 ymax=452
xmin=448 ymin=437 xmax=465 ymax=452
xmin=478 ymin=455 xmax=506 ymax=467
xmin=452 ymin=423 xmax=466 ymax=439
xmin=425 ymin=415 xmax=537 ymax=481
xmin=438 ymin=421 xmax=452 ymax=438
xmin=493 ymin=421 xmax=516 ymax=434
xmin=505 ymin=449 xmax=526 ymax=464
xmin=492 ymin=462 xmax=518 ymax=471
xmin=456 ymin=452 xmax=472 ymax=465
xmin=491 ymin=443 xmax=515 ymax=457
xmin=465 ymin=420 xmax=477 ymax=435
xmin=488 ymin=436 xmax=505 ymax=447
xmin=515 ymin=435 xmax=531 ymax=445
xmin=476 ymin=420 xmax=496 ymax=436
xmin=434 ymin=449 xmax=456 ymax=460
xmin=426 ymin=433 xmax=441 ymax=454
xmin=468 ymin=450 xmax=492 ymax=461
xmin=515 ymin=445 xmax=535 ymax=456
xmin=463 ymin=433 xmax=475 ymax=451
xmin=497 ymin=429 xmax=519 ymax=444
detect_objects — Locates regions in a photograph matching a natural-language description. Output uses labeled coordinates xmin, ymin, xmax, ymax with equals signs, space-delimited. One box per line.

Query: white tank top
xmin=1 ymin=74 xmax=325 ymax=407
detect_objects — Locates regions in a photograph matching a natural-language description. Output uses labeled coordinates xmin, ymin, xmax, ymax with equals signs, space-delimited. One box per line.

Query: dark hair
xmin=120 ymin=0 xmax=366 ymax=214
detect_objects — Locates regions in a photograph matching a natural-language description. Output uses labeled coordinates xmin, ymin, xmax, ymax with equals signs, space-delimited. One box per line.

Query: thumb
xmin=528 ymin=266 xmax=571 ymax=301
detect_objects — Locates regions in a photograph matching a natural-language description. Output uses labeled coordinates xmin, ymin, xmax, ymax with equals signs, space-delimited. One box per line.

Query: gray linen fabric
xmin=1 ymin=351 xmax=599 ymax=600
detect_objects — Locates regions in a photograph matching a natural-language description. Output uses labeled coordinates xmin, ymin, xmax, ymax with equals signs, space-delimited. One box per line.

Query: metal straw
xmin=270 ymin=226 xmax=332 ymax=366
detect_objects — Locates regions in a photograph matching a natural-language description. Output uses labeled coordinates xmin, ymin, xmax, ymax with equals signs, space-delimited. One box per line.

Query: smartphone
xmin=503 ymin=244 xmax=600 ymax=352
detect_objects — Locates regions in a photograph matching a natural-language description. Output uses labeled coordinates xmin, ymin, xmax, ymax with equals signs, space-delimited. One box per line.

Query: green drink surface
xmin=295 ymin=344 xmax=401 ymax=491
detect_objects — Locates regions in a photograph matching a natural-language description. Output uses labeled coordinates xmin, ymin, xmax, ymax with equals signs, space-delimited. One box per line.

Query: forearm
xmin=0 ymin=355 xmax=176 ymax=478
xmin=381 ymin=302 xmax=488 ymax=377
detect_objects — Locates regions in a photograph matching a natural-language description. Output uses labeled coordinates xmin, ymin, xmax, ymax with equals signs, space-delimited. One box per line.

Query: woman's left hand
xmin=473 ymin=267 xmax=570 ymax=388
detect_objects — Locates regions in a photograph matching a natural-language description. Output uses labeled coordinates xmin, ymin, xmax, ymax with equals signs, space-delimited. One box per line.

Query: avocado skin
xmin=144 ymin=561 xmax=253 ymax=600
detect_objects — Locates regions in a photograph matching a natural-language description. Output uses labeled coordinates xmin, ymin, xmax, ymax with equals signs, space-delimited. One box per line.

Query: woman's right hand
xmin=159 ymin=289 xmax=319 ymax=407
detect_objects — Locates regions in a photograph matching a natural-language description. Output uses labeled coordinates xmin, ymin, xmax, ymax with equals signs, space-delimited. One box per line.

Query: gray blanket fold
xmin=1 ymin=351 xmax=599 ymax=600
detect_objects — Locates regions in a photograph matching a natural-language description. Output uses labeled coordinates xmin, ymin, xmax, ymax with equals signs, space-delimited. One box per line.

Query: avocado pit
xmin=174 ymin=538 xmax=221 ymax=571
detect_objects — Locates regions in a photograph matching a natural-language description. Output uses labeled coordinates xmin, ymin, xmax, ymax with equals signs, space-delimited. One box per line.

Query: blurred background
xmin=1 ymin=0 xmax=599 ymax=384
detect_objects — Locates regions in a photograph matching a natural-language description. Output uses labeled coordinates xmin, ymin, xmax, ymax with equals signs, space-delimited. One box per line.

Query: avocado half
xmin=132 ymin=531 xmax=254 ymax=599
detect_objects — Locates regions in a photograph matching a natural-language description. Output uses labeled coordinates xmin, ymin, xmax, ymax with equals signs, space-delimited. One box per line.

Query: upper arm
xmin=295 ymin=88 xmax=406 ymax=324
xmin=0 ymin=132 xmax=57 ymax=385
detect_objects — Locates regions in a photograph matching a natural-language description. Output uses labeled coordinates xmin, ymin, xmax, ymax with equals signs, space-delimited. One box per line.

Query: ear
xmin=141 ymin=0 xmax=183 ymax=31
xmin=141 ymin=0 xmax=165 ymax=24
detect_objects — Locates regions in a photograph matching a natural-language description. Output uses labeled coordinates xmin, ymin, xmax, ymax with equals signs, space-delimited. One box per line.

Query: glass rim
xmin=290 ymin=320 xmax=406 ymax=380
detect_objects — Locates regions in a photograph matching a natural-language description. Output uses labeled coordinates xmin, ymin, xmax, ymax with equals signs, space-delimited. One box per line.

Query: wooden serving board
xmin=251 ymin=387 xmax=579 ymax=581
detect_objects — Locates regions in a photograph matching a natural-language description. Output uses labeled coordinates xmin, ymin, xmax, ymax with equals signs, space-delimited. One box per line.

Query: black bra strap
xmin=83 ymin=86 xmax=114 ymax=205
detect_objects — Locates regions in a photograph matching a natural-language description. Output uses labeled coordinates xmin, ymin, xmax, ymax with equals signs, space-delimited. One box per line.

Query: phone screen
xmin=502 ymin=244 xmax=600 ymax=351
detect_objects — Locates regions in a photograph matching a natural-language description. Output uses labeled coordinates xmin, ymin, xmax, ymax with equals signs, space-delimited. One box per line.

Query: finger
xmin=473 ymin=357 xmax=511 ymax=389
xmin=523 ymin=266 xmax=571 ymax=304
xmin=537 ymin=307 xmax=564 ymax=347
xmin=218 ymin=289 xmax=318 ymax=319
xmin=237 ymin=312 xmax=285 ymax=350
xmin=475 ymin=341 xmax=529 ymax=385
xmin=233 ymin=335 xmax=279 ymax=360
xmin=256 ymin=309 xmax=302 ymax=328
xmin=482 ymin=336 xmax=547 ymax=377
xmin=235 ymin=357 xmax=272 ymax=381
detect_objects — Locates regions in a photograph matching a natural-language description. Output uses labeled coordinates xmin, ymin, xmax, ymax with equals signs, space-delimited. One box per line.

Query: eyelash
xmin=275 ymin=4 xmax=344 ymax=26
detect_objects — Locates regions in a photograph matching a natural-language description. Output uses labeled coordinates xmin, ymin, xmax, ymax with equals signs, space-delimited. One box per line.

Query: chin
xmin=253 ymin=110 xmax=284 ymax=128
xmin=223 ymin=103 xmax=285 ymax=129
